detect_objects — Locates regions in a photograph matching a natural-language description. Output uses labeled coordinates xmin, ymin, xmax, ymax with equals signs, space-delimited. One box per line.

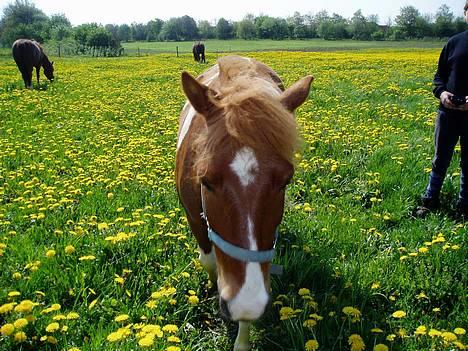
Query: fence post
xmin=176 ymin=46 xmax=179 ymax=57
xmin=58 ymin=43 xmax=61 ymax=57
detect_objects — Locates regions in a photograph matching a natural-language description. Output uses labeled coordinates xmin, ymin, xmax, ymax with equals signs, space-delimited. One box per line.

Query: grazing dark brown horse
xmin=176 ymin=55 xmax=313 ymax=351
xmin=192 ymin=42 xmax=205 ymax=63
xmin=12 ymin=39 xmax=54 ymax=88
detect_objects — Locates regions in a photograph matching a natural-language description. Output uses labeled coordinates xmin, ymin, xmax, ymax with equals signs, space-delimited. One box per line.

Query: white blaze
xmin=230 ymin=147 xmax=259 ymax=187
xmin=228 ymin=216 xmax=269 ymax=321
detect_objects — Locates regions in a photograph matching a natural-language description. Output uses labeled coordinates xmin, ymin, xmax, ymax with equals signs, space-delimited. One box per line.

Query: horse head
xmin=43 ymin=60 xmax=54 ymax=81
xmin=180 ymin=68 xmax=313 ymax=322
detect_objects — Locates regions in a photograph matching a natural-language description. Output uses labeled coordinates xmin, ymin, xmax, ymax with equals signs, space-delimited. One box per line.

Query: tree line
xmin=0 ymin=0 xmax=466 ymax=55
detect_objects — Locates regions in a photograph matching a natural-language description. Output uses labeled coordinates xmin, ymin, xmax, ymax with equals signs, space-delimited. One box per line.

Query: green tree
xmin=49 ymin=13 xmax=72 ymax=41
xmin=236 ymin=14 xmax=256 ymax=39
xmin=395 ymin=6 xmax=420 ymax=38
xmin=0 ymin=0 xmax=49 ymax=46
xmin=146 ymin=19 xmax=163 ymax=41
xmin=287 ymin=12 xmax=308 ymax=39
xmin=179 ymin=15 xmax=198 ymax=40
xmin=434 ymin=4 xmax=455 ymax=37
xmin=216 ymin=17 xmax=233 ymax=39
xmin=350 ymin=10 xmax=375 ymax=40
xmin=117 ymin=24 xmax=131 ymax=42
xmin=159 ymin=18 xmax=180 ymax=40
xmin=130 ymin=22 xmax=147 ymax=41
xmin=198 ymin=20 xmax=215 ymax=39
xmin=258 ymin=17 xmax=289 ymax=39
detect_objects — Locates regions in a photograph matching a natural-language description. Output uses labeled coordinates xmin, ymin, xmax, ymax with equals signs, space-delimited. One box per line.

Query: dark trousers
xmin=424 ymin=109 xmax=468 ymax=204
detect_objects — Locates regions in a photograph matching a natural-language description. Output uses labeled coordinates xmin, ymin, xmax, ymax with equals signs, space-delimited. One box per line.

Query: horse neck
xmin=41 ymin=52 xmax=51 ymax=67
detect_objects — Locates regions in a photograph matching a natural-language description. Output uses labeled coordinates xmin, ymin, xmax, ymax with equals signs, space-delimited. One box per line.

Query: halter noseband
xmin=200 ymin=185 xmax=278 ymax=263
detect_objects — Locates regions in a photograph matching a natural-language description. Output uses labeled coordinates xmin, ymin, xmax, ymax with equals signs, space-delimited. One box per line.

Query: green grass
xmin=0 ymin=50 xmax=466 ymax=351
xmin=121 ymin=39 xmax=446 ymax=55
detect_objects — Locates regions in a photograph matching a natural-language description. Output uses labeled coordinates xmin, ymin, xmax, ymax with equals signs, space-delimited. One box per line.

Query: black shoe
xmin=414 ymin=197 xmax=440 ymax=218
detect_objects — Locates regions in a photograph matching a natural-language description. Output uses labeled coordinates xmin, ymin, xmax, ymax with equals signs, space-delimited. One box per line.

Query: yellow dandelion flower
xmin=138 ymin=336 xmax=154 ymax=347
xmin=88 ymin=299 xmax=98 ymax=310
xmin=162 ymin=324 xmax=179 ymax=333
xmin=303 ymin=319 xmax=317 ymax=328
xmin=78 ymin=255 xmax=96 ymax=261
xmin=374 ymin=344 xmax=389 ymax=351
xmin=415 ymin=325 xmax=427 ymax=335
xmin=348 ymin=334 xmax=365 ymax=351
xmin=14 ymin=331 xmax=27 ymax=342
xmin=305 ymin=339 xmax=319 ymax=351
xmin=114 ymin=314 xmax=129 ymax=322
xmin=8 ymin=291 xmax=21 ymax=297
xmin=371 ymin=328 xmax=383 ymax=333
xmin=391 ymin=310 xmax=406 ymax=318
xmin=13 ymin=318 xmax=28 ymax=329
xmin=46 ymin=249 xmax=56 ymax=258
xmin=386 ymin=334 xmax=396 ymax=341
xmin=68 ymin=348 xmax=81 ymax=351
xmin=441 ymin=331 xmax=457 ymax=342
xmin=454 ymin=328 xmax=466 ymax=335
xmin=107 ymin=331 xmax=124 ymax=342
xmin=66 ymin=312 xmax=80 ymax=320
xmin=1 ymin=323 xmax=15 ymax=336
xmin=428 ymin=328 xmax=442 ymax=338
xmin=342 ymin=306 xmax=361 ymax=322
xmin=299 ymin=288 xmax=310 ymax=296
xmin=187 ymin=295 xmax=199 ymax=305
xmin=46 ymin=322 xmax=60 ymax=333
xmin=1 ymin=302 xmax=17 ymax=314
xmin=166 ymin=347 xmax=181 ymax=351
xmin=65 ymin=245 xmax=76 ymax=254
xmin=167 ymin=335 xmax=181 ymax=343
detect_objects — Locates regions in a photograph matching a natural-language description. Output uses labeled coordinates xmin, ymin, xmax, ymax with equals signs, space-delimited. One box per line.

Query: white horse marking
xmin=230 ymin=147 xmax=259 ymax=187
xmin=177 ymin=70 xmax=219 ymax=150
xmin=199 ymin=247 xmax=217 ymax=283
xmin=227 ymin=216 xmax=268 ymax=321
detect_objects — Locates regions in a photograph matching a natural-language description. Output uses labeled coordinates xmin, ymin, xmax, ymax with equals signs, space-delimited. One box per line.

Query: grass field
xmin=120 ymin=39 xmax=446 ymax=55
xmin=0 ymin=50 xmax=466 ymax=351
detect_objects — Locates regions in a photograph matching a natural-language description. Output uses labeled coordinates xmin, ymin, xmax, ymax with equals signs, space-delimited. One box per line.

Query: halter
xmin=200 ymin=185 xmax=278 ymax=263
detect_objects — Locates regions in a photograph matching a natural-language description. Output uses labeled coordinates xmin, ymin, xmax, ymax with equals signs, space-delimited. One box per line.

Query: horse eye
xmin=201 ymin=178 xmax=214 ymax=192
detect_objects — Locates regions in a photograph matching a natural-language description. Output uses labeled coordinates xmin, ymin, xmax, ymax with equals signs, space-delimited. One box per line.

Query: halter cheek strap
xmin=200 ymin=185 xmax=278 ymax=263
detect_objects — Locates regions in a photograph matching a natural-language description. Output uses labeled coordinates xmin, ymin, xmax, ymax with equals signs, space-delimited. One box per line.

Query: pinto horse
xmin=12 ymin=39 xmax=54 ymax=89
xmin=192 ymin=42 xmax=206 ymax=63
xmin=176 ymin=55 xmax=313 ymax=351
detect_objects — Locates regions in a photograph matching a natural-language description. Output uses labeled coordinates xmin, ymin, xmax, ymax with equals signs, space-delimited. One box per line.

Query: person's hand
xmin=460 ymin=96 xmax=468 ymax=111
xmin=440 ymin=91 xmax=457 ymax=109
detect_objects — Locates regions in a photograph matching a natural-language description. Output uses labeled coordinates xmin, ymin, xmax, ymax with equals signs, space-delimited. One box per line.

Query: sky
xmin=0 ymin=0 xmax=464 ymax=25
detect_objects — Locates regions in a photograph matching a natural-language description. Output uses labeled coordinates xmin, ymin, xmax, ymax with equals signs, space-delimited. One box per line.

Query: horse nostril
xmin=219 ymin=298 xmax=231 ymax=319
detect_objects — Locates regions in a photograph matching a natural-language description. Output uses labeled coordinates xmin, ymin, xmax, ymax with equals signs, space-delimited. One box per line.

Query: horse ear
xmin=280 ymin=75 xmax=314 ymax=112
xmin=181 ymin=71 xmax=215 ymax=115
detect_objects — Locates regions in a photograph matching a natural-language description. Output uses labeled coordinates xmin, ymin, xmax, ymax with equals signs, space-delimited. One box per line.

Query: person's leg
xmin=419 ymin=110 xmax=460 ymax=213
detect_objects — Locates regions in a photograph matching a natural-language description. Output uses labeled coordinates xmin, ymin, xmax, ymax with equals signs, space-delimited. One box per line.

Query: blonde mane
xmin=194 ymin=69 xmax=299 ymax=175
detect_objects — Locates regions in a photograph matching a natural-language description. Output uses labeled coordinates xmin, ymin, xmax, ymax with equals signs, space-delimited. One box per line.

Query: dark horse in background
xmin=12 ymin=39 xmax=54 ymax=88
xmin=192 ymin=42 xmax=206 ymax=63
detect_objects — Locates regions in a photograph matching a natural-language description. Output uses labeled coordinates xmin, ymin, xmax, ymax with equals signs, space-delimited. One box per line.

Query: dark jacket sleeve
xmin=433 ymin=43 xmax=450 ymax=99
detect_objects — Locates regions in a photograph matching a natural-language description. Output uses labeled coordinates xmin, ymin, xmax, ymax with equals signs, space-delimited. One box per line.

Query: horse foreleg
xmin=36 ymin=66 xmax=40 ymax=85
xmin=25 ymin=68 xmax=33 ymax=89
xmin=199 ymin=247 xmax=217 ymax=283
xmin=234 ymin=321 xmax=251 ymax=351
